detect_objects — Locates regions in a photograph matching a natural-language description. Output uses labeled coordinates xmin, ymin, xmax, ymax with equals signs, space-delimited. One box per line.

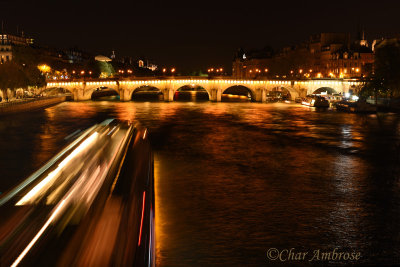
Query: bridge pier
xmin=120 ymin=89 xmax=131 ymax=101
xmin=73 ymin=89 xmax=92 ymax=101
xmin=162 ymin=88 xmax=174 ymax=102
xmin=254 ymin=88 xmax=267 ymax=102
xmin=209 ymin=88 xmax=222 ymax=102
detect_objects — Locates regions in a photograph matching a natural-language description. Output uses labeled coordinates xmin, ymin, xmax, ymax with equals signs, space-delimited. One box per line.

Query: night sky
xmin=2 ymin=0 xmax=400 ymax=72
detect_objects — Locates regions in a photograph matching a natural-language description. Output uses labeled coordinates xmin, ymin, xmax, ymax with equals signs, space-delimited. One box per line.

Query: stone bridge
xmin=46 ymin=77 xmax=362 ymax=102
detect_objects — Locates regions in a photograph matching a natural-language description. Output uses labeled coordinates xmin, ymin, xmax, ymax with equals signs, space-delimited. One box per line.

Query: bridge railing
xmin=47 ymin=76 xmax=362 ymax=83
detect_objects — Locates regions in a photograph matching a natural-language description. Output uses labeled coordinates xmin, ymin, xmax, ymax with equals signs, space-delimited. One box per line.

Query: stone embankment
xmin=0 ymin=96 xmax=70 ymax=116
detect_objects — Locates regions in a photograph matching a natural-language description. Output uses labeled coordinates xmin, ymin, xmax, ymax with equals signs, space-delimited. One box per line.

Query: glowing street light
xmin=37 ymin=64 xmax=51 ymax=73
xmin=80 ymin=70 xmax=85 ymax=75
xmin=171 ymin=68 xmax=176 ymax=73
xmin=163 ymin=68 xmax=167 ymax=73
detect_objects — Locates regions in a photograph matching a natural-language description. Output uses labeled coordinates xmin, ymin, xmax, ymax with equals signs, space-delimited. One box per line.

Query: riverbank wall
xmin=0 ymin=96 xmax=70 ymax=116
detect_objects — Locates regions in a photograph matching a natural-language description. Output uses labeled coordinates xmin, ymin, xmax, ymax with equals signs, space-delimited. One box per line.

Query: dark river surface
xmin=0 ymin=100 xmax=400 ymax=266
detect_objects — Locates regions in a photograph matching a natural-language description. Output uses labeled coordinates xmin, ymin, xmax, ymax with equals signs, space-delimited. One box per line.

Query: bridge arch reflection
xmin=91 ymin=87 xmax=120 ymax=100
xmin=174 ymin=85 xmax=210 ymax=101
xmin=222 ymin=85 xmax=254 ymax=102
xmin=131 ymin=86 xmax=163 ymax=101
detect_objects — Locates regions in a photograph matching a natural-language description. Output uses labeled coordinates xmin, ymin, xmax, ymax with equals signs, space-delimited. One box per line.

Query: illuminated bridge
xmin=47 ymin=77 xmax=362 ymax=101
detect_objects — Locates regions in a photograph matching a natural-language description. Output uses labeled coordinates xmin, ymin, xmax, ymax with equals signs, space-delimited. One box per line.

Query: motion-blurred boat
xmin=0 ymin=119 xmax=155 ymax=267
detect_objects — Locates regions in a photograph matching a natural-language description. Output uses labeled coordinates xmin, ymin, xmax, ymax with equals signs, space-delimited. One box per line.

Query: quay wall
xmin=0 ymin=96 xmax=69 ymax=116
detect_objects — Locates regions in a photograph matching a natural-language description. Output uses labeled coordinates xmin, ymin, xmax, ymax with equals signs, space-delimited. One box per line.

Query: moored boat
xmin=335 ymin=100 xmax=377 ymax=113
xmin=301 ymin=95 xmax=330 ymax=108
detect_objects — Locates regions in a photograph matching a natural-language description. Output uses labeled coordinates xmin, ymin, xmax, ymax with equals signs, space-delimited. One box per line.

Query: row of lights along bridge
xmin=41 ymin=64 xmax=360 ymax=80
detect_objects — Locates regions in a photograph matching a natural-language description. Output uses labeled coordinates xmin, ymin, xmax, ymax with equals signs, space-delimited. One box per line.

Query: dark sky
xmin=2 ymin=0 xmax=400 ymax=72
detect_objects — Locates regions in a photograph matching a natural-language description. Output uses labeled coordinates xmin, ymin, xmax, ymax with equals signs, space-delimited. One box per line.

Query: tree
xmin=25 ymin=64 xmax=46 ymax=88
xmin=374 ymin=39 xmax=400 ymax=98
xmin=360 ymin=75 xmax=387 ymax=105
xmin=360 ymin=39 xmax=400 ymax=105
xmin=0 ymin=61 xmax=29 ymax=101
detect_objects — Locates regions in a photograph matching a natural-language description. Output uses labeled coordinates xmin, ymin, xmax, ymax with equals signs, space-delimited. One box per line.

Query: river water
xmin=0 ymin=100 xmax=399 ymax=266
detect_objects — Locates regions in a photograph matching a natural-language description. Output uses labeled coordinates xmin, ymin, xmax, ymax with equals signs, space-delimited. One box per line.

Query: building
xmin=137 ymin=59 xmax=158 ymax=71
xmin=0 ymin=33 xmax=34 ymax=63
xmin=232 ymin=32 xmax=374 ymax=79
xmin=64 ymin=47 xmax=92 ymax=64
xmin=232 ymin=47 xmax=273 ymax=79
xmin=327 ymin=45 xmax=374 ymax=78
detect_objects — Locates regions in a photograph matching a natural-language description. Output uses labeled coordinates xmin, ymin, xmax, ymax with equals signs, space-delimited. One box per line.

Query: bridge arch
xmin=222 ymin=85 xmax=254 ymax=101
xmin=312 ymin=87 xmax=338 ymax=95
xmin=90 ymin=86 xmax=120 ymax=100
xmin=173 ymin=84 xmax=210 ymax=101
xmin=269 ymin=85 xmax=299 ymax=101
xmin=131 ymin=85 xmax=163 ymax=101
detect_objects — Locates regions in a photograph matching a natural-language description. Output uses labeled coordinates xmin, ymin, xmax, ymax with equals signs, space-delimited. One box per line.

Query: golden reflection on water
xmin=1 ymin=101 xmax=399 ymax=266
xmin=330 ymin=155 xmax=367 ymax=248
xmin=154 ymin=155 xmax=165 ymax=267
xmin=114 ymin=103 xmax=137 ymax=122
xmin=63 ymin=102 xmax=98 ymax=118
